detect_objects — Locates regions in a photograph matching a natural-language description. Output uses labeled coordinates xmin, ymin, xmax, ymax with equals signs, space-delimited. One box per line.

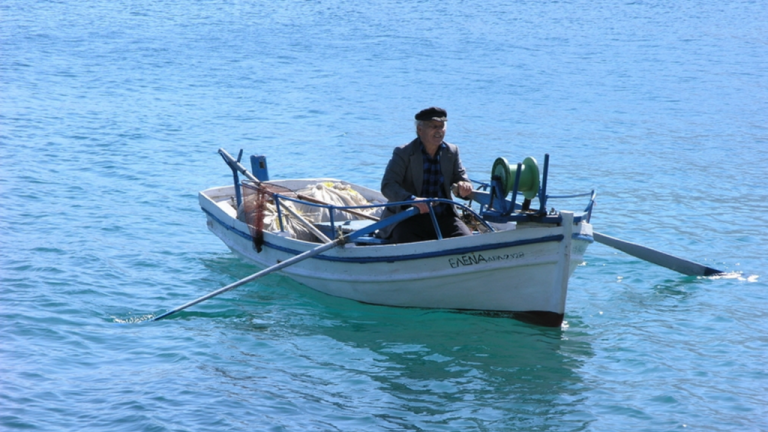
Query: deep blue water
xmin=2 ymin=0 xmax=767 ymax=430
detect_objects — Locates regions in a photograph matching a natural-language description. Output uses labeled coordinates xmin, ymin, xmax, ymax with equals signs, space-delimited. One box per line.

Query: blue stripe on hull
xmin=203 ymin=208 xmax=591 ymax=264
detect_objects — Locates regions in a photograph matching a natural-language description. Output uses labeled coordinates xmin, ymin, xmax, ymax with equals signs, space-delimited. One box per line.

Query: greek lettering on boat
xmin=448 ymin=252 xmax=525 ymax=269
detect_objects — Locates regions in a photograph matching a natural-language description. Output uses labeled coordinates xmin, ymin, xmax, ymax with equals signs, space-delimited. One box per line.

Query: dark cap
xmin=415 ymin=107 xmax=447 ymax=122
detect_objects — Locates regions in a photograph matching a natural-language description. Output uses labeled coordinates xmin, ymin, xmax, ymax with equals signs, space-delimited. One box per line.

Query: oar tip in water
xmin=702 ymin=267 xmax=725 ymax=277
xmin=593 ymin=231 xmax=724 ymax=277
xmin=110 ymin=314 xmax=158 ymax=324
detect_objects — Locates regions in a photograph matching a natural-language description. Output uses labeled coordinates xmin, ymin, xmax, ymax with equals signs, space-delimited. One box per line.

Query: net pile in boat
xmin=240 ymin=181 xmax=381 ymax=251
xmin=293 ymin=182 xmax=380 ymax=222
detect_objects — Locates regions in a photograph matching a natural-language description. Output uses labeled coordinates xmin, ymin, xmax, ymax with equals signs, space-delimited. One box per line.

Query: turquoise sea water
xmin=2 ymin=0 xmax=767 ymax=430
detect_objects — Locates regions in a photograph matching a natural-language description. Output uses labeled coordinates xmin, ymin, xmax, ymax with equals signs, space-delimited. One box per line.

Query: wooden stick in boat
xmin=280 ymin=202 xmax=332 ymax=243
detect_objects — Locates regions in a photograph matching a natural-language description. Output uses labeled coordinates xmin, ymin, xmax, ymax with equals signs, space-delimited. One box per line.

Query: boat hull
xmin=200 ymin=184 xmax=593 ymax=326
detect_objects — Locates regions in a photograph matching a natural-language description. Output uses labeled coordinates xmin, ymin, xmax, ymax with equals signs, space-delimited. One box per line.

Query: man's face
xmin=417 ymin=120 xmax=446 ymax=148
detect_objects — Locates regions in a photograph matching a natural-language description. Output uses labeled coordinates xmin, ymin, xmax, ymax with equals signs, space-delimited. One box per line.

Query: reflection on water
xmin=195 ymin=268 xmax=597 ymax=429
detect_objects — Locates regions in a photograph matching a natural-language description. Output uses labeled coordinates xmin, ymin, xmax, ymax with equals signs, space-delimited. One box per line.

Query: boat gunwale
xmin=200 ymin=200 xmax=593 ymax=265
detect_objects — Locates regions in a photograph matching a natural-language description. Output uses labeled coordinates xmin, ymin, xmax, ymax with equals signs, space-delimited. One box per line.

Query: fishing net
xmin=240 ymin=182 xmax=292 ymax=252
xmin=239 ymin=181 xmax=381 ymax=251
xmin=292 ymin=182 xmax=379 ymax=222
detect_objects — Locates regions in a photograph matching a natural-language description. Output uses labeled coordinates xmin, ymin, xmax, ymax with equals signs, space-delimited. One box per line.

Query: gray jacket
xmin=378 ymin=138 xmax=470 ymax=238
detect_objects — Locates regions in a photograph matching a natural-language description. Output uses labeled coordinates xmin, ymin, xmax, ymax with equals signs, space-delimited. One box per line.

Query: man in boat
xmin=378 ymin=107 xmax=474 ymax=243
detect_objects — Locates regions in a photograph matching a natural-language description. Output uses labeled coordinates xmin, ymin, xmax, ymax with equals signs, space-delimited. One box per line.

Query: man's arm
xmin=449 ymin=145 xmax=472 ymax=199
xmin=381 ymin=146 xmax=416 ymax=203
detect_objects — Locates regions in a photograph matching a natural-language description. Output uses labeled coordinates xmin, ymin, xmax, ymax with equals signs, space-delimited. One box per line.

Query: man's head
xmin=415 ymin=107 xmax=447 ymax=150
xmin=415 ymin=107 xmax=447 ymax=122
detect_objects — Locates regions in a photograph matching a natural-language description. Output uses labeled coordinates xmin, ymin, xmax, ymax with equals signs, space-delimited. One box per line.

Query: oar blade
xmin=593 ymin=231 xmax=723 ymax=277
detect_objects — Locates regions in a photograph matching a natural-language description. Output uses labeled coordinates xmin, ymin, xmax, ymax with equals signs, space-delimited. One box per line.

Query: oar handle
xmin=219 ymin=148 xmax=260 ymax=184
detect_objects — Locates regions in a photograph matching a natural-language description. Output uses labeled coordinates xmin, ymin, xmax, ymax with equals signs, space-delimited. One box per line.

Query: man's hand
xmin=452 ymin=181 xmax=474 ymax=199
xmin=412 ymin=197 xmax=432 ymax=214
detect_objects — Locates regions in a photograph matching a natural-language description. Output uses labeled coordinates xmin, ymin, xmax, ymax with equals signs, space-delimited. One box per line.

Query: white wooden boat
xmin=197 ymin=149 xmax=596 ymax=327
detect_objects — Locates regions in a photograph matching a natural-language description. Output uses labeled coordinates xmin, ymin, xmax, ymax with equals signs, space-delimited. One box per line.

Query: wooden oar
xmin=593 ymin=231 xmax=723 ymax=276
xmin=153 ymin=207 xmax=419 ymax=321
xmin=461 ymin=189 xmax=722 ymax=276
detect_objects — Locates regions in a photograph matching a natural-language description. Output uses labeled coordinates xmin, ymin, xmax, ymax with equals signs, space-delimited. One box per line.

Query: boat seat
xmin=351 ymin=236 xmax=389 ymax=245
xmin=313 ymin=219 xmax=390 ymax=245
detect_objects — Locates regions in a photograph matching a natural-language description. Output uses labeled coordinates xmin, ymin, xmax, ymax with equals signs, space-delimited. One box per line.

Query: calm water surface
xmin=2 ymin=0 xmax=767 ymax=430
